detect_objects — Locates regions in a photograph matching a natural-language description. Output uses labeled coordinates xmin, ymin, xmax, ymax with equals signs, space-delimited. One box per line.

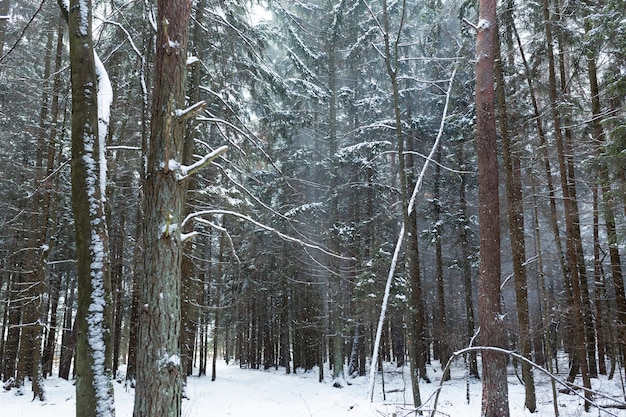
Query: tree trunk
xmin=542 ymin=0 xmax=592 ymax=408
xmin=494 ymin=23 xmax=536 ymax=413
xmin=433 ymin=150 xmax=450 ymax=381
xmin=58 ymin=275 xmax=77 ymax=380
xmin=585 ymin=23 xmax=626 ymax=371
xmin=458 ymin=142 xmax=479 ymax=379
xmin=133 ymin=1 xmax=192 ymax=415
xmin=65 ymin=0 xmax=116 ymax=415
xmin=475 ymin=1 xmax=509 ymax=415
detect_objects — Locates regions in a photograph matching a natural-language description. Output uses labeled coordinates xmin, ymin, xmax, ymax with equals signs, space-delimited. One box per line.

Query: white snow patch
xmin=78 ymin=0 xmax=89 ymax=36
xmin=477 ymin=18 xmax=491 ymax=30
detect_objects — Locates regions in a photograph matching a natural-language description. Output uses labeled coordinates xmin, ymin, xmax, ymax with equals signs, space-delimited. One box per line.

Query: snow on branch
xmin=178 ymin=145 xmax=228 ymax=180
xmin=174 ymin=100 xmax=206 ymax=121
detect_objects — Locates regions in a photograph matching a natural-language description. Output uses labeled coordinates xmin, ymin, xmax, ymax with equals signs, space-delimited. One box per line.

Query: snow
xmin=94 ymin=51 xmax=113 ymax=203
xmin=78 ymin=0 xmax=89 ymax=36
xmin=2 ymin=359 xmax=624 ymax=416
xmin=477 ymin=18 xmax=491 ymax=30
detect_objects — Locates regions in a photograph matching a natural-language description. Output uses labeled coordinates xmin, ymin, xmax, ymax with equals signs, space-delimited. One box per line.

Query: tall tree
xmin=474 ymin=0 xmax=509 ymax=415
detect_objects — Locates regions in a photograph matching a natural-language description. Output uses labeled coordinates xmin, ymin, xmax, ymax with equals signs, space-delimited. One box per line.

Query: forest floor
xmin=1 ymin=357 xmax=625 ymax=416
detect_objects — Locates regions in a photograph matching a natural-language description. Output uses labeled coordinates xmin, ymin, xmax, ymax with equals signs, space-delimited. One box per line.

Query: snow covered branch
xmin=175 ymin=100 xmax=206 ymax=121
xmin=177 ymin=145 xmax=228 ymax=180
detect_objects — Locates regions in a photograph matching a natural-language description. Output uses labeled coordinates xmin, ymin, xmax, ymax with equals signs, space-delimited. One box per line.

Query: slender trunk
xmin=584 ymin=21 xmax=626 ymax=371
xmin=554 ymin=0 xmax=597 ymax=378
xmin=592 ymin=186 xmax=608 ymax=376
xmin=458 ymin=142 xmax=479 ymax=379
xmin=58 ymin=275 xmax=77 ymax=380
xmin=542 ymin=0 xmax=592 ymax=407
xmin=180 ymin=0 xmax=206 ymax=379
xmin=212 ymin=231 xmax=225 ymax=382
xmin=530 ymin=169 xmax=560 ymax=416
xmin=494 ymin=23 xmax=535 ymax=413
xmin=433 ymin=151 xmax=450 ymax=381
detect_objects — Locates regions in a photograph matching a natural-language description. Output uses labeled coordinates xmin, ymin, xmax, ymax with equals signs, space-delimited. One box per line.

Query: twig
xmin=0 ymin=0 xmax=47 ymax=64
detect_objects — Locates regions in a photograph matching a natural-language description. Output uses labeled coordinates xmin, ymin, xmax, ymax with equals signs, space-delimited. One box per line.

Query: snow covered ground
xmin=2 ymin=359 xmax=625 ymax=416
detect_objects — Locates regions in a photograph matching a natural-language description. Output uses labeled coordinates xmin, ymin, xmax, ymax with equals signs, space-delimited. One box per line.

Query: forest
xmin=0 ymin=0 xmax=625 ymax=416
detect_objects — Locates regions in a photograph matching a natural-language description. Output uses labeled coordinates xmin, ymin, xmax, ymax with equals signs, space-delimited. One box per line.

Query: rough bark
xmin=133 ymin=1 xmax=192 ymax=416
xmin=475 ymin=1 xmax=509 ymax=415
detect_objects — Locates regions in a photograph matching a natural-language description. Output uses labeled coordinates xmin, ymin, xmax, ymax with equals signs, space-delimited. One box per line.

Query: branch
xmin=430 ymin=346 xmax=626 ymax=417
xmin=182 ymin=209 xmax=353 ymax=261
xmin=175 ymin=100 xmax=207 ymax=122
xmin=178 ymin=145 xmax=228 ymax=179
xmin=0 ymin=0 xmax=47 ymax=64
xmin=367 ymin=68 xmax=457 ymax=401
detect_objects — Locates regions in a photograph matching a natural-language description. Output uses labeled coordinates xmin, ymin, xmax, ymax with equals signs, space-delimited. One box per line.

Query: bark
xmin=211 ymin=231 xmax=225 ymax=381
xmin=180 ymin=0 xmax=206 ymax=379
xmin=380 ymin=0 xmax=426 ymax=408
xmin=326 ymin=0 xmax=345 ymax=388
xmin=58 ymin=276 xmax=77 ymax=380
xmin=529 ymin=171 xmax=560 ymax=416
xmin=126 ymin=3 xmax=154 ymax=387
xmin=41 ymin=11 xmax=65 ymax=380
xmin=512 ymin=21 xmax=568 ymax=292
xmin=133 ymin=1 xmax=192 ymax=415
xmin=2 ymin=272 xmax=21 ymax=383
xmin=475 ymin=1 xmax=509 ymax=415
xmin=553 ymin=0 xmax=597 ymax=378
xmin=592 ymin=186 xmax=608 ymax=376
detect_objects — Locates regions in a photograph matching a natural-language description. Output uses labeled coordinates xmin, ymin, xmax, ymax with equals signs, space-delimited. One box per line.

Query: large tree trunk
xmin=133 ymin=0 xmax=192 ymax=416
xmin=475 ymin=1 xmax=509 ymax=416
